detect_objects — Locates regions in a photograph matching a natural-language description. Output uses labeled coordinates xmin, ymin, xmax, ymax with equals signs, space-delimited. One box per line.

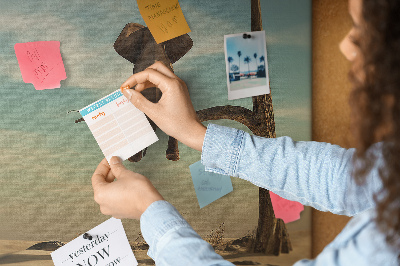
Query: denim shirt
xmin=140 ymin=124 xmax=399 ymax=265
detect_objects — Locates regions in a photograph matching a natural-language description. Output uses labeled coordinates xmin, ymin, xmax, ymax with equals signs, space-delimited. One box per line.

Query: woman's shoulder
xmin=322 ymin=209 xmax=399 ymax=265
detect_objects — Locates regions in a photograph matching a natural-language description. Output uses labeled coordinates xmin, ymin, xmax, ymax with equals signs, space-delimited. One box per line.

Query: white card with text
xmin=79 ymin=89 xmax=158 ymax=162
xmin=51 ymin=218 xmax=138 ymax=266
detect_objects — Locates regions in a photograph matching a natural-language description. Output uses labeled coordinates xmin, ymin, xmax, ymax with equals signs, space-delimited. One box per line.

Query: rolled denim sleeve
xmin=201 ymin=124 xmax=383 ymax=216
xmin=140 ymin=200 xmax=234 ymax=266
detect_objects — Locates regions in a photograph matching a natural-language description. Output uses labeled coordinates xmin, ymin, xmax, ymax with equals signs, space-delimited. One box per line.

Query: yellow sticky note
xmin=137 ymin=0 xmax=191 ymax=44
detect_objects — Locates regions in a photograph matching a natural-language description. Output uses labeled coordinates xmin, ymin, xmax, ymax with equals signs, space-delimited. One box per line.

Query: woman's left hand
xmin=91 ymin=157 xmax=164 ymax=220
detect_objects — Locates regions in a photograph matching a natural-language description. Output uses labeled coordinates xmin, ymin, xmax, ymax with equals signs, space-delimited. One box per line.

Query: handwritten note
xmin=14 ymin=41 xmax=66 ymax=90
xmin=51 ymin=218 xmax=138 ymax=266
xmin=189 ymin=161 xmax=233 ymax=208
xmin=136 ymin=0 xmax=191 ymax=44
xmin=79 ymin=90 xmax=158 ymax=162
xmin=270 ymin=191 xmax=304 ymax=223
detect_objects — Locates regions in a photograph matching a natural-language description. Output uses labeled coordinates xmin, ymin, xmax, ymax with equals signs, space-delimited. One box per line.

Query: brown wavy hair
xmin=350 ymin=0 xmax=400 ymax=252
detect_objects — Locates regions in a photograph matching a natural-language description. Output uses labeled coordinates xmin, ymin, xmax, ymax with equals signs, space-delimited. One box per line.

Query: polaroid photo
xmin=224 ymin=31 xmax=270 ymax=100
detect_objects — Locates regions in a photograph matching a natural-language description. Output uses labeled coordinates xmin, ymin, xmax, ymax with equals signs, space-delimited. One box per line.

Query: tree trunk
xmin=250 ymin=0 xmax=292 ymax=255
xmin=197 ymin=0 xmax=292 ymax=255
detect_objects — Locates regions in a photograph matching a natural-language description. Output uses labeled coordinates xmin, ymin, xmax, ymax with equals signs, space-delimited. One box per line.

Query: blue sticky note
xmin=189 ymin=161 xmax=233 ymax=208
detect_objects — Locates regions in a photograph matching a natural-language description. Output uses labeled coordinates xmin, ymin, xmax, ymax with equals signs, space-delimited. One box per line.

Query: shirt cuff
xmin=201 ymin=123 xmax=245 ymax=177
xmin=140 ymin=200 xmax=191 ymax=259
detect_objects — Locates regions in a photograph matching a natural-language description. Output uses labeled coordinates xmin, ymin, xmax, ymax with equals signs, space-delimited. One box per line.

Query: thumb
xmin=122 ymin=88 xmax=155 ymax=116
xmin=109 ymin=156 xmax=128 ymax=179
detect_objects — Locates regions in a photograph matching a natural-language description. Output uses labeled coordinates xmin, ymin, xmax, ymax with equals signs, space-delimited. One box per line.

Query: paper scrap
xmin=14 ymin=41 xmax=66 ymax=90
xmin=189 ymin=161 xmax=233 ymax=208
xmin=136 ymin=0 xmax=191 ymax=44
xmin=51 ymin=218 xmax=138 ymax=266
xmin=79 ymin=90 xmax=158 ymax=162
xmin=270 ymin=191 xmax=304 ymax=223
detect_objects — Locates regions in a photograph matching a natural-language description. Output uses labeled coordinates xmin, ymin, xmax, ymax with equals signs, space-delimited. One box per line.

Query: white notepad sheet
xmin=79 ymin=90 xmax=158 ymax=162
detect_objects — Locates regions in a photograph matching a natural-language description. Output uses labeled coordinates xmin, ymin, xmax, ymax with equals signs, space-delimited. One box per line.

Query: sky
xmin=226 ymin=31 xmax=267 ymax=73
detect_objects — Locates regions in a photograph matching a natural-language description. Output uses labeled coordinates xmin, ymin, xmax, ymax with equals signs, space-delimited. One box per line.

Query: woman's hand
xmin=91 ymin=157 xmax=164 ymax=220
xmin=120 ymin=61 xmax=206 ymax=152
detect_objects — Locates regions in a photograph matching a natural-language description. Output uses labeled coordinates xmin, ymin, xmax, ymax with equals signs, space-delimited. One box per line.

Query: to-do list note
xmin=14 ymin=41 xmax=67 ymax=90
xmin=80 ymin=90 xmax=158 ymax=162
xmin=137 ymin=0 xmax=191 ymax=44
xmin=189 ymin=161 xmax=233 ymax=208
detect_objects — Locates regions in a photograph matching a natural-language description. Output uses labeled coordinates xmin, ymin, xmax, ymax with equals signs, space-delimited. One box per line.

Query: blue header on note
xmin=80 ymin=91 xmax=123 ymax=117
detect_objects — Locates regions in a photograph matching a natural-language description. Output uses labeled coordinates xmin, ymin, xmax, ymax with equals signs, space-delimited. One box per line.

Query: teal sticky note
xmin=189 ymin=161 xmax=233 ymax=208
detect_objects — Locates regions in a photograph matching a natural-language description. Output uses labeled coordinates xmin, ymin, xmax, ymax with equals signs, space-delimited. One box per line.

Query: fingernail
xmin=120 ymin=85 xmax=130 ymax=92
xmin=124 ymin=89 xmax=133 ymax=100
xmin=110 ymin=156 xmax=122 ymax=165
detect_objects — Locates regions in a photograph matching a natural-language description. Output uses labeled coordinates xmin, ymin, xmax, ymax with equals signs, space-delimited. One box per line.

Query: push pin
xmin=68 ymin=109 xmax=85 ymax=123
xmin=243 ymin=33 xmax=252 ymax=39
xmin=67 ymin=110 xmax=79 ymax=114
xmin=83 ymin=233 xmax=93 ymax=240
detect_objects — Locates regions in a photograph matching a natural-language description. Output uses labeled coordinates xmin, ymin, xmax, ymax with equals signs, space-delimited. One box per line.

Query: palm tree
xmin=244 ymin=56 xmax=251 ymax=77
xmin=231 ymin=64 xmax=239 ymax=73
xmin=259 ymin=55 xmax=266 ymax=77
xmin=237 ymin=51 xmax=242 ymax=77
xmin=260 ymin=55 xmax=265 ymax=71
xmin=253 ymin=53 xmax=258 ymax=73
xmin=227 ymin=56 xmax=234 ymax=73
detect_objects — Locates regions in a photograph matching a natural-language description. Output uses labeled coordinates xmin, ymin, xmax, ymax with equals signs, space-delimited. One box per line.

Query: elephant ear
xmin=114 ymin=23 xmax=193 ymax=65
xmin=161 ymin=34 xmax=193 ymax=64
xmin=113 ymin=23 xmax=147 ymax=64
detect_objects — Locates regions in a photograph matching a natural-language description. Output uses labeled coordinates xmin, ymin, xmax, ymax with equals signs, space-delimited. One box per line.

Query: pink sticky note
xmin=14 ymin=41 xmax=67 ymax=90
xmin=270 ymin=191 xmax=304 ymax=223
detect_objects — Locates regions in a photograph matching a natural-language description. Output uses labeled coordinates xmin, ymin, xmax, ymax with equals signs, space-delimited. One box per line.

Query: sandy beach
xmin=229 ymin=77 xmax=268 ymax=91
xmin=0 ymin=230 xmax=310 ymax=266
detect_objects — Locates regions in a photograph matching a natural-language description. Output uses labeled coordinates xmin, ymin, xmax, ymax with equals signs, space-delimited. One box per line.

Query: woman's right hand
xmin=120 ymin=61 xmax=207 ymax=152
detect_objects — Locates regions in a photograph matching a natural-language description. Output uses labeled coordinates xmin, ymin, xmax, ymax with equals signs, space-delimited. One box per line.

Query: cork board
xmin=312 ymin=0 xmax=353 ymax=258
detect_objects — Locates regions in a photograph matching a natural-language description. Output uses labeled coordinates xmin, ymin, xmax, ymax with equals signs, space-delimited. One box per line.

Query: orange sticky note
xmin=14 ymin=41 xmax=67 ymax=90
xmin=137 ymin=0 xmax=191 ymax=44
xmin=270 ymin=191 xmax=304 ymax=223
